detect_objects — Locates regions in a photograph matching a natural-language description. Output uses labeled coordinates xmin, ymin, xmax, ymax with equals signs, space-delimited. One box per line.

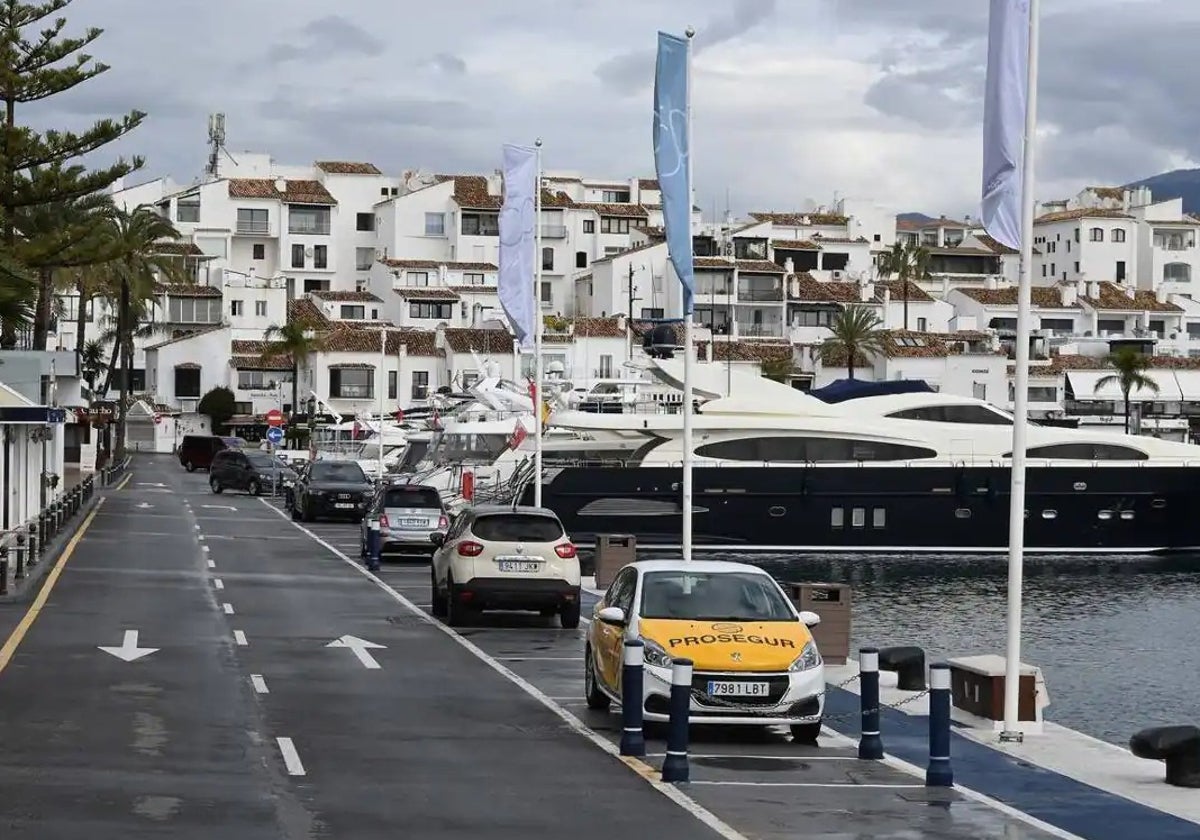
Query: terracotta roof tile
xmin=771 ymin=239 xmax=822 ymax=251
xmin=311 ymin=290 xmax=382 ymax=303
xmin=1034 ymin=208 xmax=1131 ymax=224
xmin=810 ymin=235 xmax=870 ymax=245
xmin=446 ymin=285 xmax=498 ymax=294
xmin=231 ymin=339 xmax=287 ymax=357
xmin=749 ymin=211 xmax=849 ymax=226
xmin=694 ymin=257 xmax=785 ymax=274
xmin=156 ymin=282 xmax=221 ymax=298
xmin=1146 ymin=219 xmax=1200 ymax=226
xmin=314 ymin=161 xmax=382 ymax=175
xmin=452 ymin=175 xmax=501 ymax=209
xmin=1088 ymin=186 xmax=1126 ymax=201
xmin=1078 ymin=281 xmax=1182 ymax=312
xmin=787 ymin=273 xmax=865 ymax=304
xmin=638 ymin=178 xmax=659 ymax=190
xmin=1037 ymin=353 xmax=1200 ymax=374
xmin=151 ymin=241 xmax=205 ymax=257
xmin=381 ymin=259 xmax=497 ymax=271
xmin=442 ymin=327 xmax=515 ymax=354
xmin=320 ymin=326 xmax=438 ymax=356
xmin=573 ymin=316 xmax=625 ymax=338
xmin=230 ymin=356 xmax=292 ymax=371
xmin=228 ymin=178 xmax=337 ymax=205
xmin=876 ymin=279 xmax=933 ymax=303
xmin=287 ymin=298 xmax=332 ymax=329
xmin=974 ymin=234 xmax=1018 ymax=255
xmin=921 ymin=244 xmax=998 ymax=257
xmin=395 ymin=288 xmax=460 ymax=301
xmin=705 ymin=340 xmax=792 ymax=363
xmin=575 ymin=202 xmax=650 ymax=218
xmin=956 ymin=286 xmax=1081 ymax=309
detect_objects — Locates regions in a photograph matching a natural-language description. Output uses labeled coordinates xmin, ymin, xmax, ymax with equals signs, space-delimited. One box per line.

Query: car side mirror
xmin=798 ymin=610 xmax=821 ymax=628
xmin=429 ymin=532 xmax=445 ymax=547
xmin=597 ymin=606 xmax=625 ymax=626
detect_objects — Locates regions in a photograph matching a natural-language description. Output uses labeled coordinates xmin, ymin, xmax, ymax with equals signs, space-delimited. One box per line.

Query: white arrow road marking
xmin=97 ymin=630 xmax=159 ymax=662
xmin=135 ymin=502 xmax=154 ymax=509
xmin=326 ymin=634 xmax=385 ymax=669
xmin=201 ymin=505 xmax=238 ymax=512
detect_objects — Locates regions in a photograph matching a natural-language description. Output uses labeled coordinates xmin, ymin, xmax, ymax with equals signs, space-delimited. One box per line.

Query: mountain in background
xmin=1126 ymin=169 xmax=1200 ymax=213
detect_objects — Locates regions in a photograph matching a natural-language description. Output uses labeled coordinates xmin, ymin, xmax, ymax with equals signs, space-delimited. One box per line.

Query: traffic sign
xmin=265 ymin=409 xmax=284 ymax=427
xmin=266 ymin=426 xmax=284 ymax=445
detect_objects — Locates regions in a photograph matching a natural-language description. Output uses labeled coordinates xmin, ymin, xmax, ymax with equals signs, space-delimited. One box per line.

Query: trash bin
xmin=781 ymin=582 xmax=851 ymax=665
xmin=594 ymin=534 xmax=636 ymax=589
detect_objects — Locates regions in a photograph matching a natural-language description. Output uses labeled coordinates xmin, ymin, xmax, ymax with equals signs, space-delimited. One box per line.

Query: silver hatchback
xmin=360 ymin=483 xmax=448 ymax=560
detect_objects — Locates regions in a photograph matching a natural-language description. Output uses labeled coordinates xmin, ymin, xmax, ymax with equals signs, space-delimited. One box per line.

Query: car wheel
xmin=790 ymin=721 xmax=822 ymax=745
xmin=290 ymin=499 xmax=299 ymax=520
xmin=559 ymin=600 xmax=581 ymax=630
xmin=446 ymin=572 xmax=470 ymax=627
xmin=210 ymin=477 xmax=223 ymax=494
xmin=301 ymin=498 xmax=314 ymax=522
xmin=185 ymin=460 xmax=196 ymax=472
xmin=584 ymin=646 xmax=611 ymax=711
xmin=430 ymin=568 xmax=447 ymax=617
xmin=247 ymin=479 xmax=261 ymax=497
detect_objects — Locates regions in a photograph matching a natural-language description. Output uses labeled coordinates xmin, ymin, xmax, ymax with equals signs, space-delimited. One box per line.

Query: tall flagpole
xmin=681 ymin=26 xmax=695 ymax=562
xmin=533 ymin=138 xmax=544 ymax=508
xmin=1002 ymin=0 xmax=1039 ymax=741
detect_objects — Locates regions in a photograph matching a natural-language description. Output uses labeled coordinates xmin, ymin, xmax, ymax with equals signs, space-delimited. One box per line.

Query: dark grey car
xmin=210 ymin=449 xmax=297 ymax=496
xmin=360 ymin=483 xmax=448 ymax=560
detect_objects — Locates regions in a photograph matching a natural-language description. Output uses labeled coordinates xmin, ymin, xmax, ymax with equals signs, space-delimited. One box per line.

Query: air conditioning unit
xmin=831 ymin=270 xmax=845 ymax=280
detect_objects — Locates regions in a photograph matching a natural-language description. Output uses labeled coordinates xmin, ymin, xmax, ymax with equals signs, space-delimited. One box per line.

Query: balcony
xmin=236 ymin=219 xmax=271 ymax=236
xmin=736 ymin=322 xmax=784 ymax=338
xmin=288 ymin=222 xmax=331 ymax=236
xmin=541 ymin=225 xmax=567 ymax=239
xmin=737 ymin=285 xmax=783 ymax=302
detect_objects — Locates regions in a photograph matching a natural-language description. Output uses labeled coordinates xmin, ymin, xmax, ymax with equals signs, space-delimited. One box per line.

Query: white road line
xmin=233 ymin=630 xmax=248 ymax=646
xmin=213 ymin=578 xmax=224 ymax=590
xmin=645 ymin=753 xmax=860 ymax=761
xmin=276 ymin=737 xmax=306 ymax=776
xmin=207 ymin=559 xmax=215 ymax=568
xmin=194 ymin=524 xmax=200 ymax=530
xmin=251 ymin=674 xmax=269 ymax=694
xmin=496 ymin=656 xmax=578 ymax=661
xmin=198 ymin=535 xmax=205 ymax=542
xmin=222 ymin=603 xmax=235 ymax=614
xmin=688 ymin=781 xmax=926 ymax=789
xmin=260 ymin=498 xmax=749 ymax=840
xmin=202 ymin=545 xmax=211 ymax=554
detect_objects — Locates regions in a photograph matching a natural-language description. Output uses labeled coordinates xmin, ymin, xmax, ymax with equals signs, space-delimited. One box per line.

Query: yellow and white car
xmin=584 ymin=559 xmax=825 ymax=743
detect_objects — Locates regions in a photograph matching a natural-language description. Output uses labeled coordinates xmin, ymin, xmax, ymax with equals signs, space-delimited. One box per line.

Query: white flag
xmin=981 ymin=0 xmax=1030 ymax=252
xmin=498 ymin=144 xmax=537 ymax=349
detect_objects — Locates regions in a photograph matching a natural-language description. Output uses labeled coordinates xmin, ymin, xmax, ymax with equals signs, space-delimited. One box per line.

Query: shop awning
xmin=1065 ymin=370 xmax=1176 ymax=402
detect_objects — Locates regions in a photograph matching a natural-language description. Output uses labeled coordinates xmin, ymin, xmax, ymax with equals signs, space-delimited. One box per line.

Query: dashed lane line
xmin=276 ymin=737 xmax=306 ymax=776
xmin=233 ymin=630 xmax=248 ymax=646
xmin=223 ymin=603 xmax=235 ymax=615
xmin=251 ymin=674 xmax=269 ymax=694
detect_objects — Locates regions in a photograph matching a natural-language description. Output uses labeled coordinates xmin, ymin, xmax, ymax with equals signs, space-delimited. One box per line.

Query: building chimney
xmin=1156 ymin=284 xmax=1168 ymax=304
xmin=985 ymin=274 xmax=998 ymax=290
xmin=859 ymin=280 xmax=874 ymax=302
xmin=274 ymin=178 xmax=286 ymax=193
xmin=1124 ymin=283 xmax=1136 ymax=300
xmin=705 ymin=341 xmax=713 ymax=362
xmin=1088 ymin=280 xmax=1100 ymax=298
xmin=616 ymin=313 xmax=626 ymax=333
xmin=1060 ymin=282 xmax=1077 ymax=307
xmin=784 ymin=257 xmax=794 ymax=274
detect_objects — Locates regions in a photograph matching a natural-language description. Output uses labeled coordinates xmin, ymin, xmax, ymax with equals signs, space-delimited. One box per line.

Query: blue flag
xmin=981 ymin=0 xmax=1030 ymax=251
xmin=653 ymin=31 xmax=694 ymax=316
xmin=498 ymin=144 xmax=537 ymax=348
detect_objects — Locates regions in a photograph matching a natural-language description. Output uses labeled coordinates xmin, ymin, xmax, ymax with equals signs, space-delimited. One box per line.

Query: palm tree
xmin=825 ymin=305 xmax=888 ymax=379
xmin=875 ymin=241 xmax=932 ymax=331
xmin=79 ymin=339 xmax=107 ymax=399
xmin=1094 ymin=347 xmax=1159 ymax=433
xmin=261 ymin=321 xmax=326 ymax=417
xmin=0 ymin=248 xmax=34 ymax=345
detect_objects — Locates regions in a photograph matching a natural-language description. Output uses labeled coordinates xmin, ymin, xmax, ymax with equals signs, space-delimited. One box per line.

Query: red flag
xmin=509 ymin=423 xmax=527 ymax=450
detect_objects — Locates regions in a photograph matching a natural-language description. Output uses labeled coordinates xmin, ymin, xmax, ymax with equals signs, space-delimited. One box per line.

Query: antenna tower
xmin=206 ymin=113 xmax=226 ymax=178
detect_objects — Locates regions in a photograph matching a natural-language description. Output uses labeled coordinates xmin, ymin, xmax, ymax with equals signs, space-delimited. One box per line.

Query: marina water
xmin=632 ymin=549 xmax=1200 ymax=745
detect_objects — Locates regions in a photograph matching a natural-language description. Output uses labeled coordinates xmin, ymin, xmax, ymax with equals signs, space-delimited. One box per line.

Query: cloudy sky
xmin=25 ymin=0 xmax=1200 ymax=219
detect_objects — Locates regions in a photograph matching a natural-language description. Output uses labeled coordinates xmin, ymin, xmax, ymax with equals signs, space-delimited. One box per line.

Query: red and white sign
xmin=265 ymin=409 xmax=284 ymax=427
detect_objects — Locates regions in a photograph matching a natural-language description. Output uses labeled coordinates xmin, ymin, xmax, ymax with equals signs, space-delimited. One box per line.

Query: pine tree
xmin=0 ymin=0 xmax=146 ymax=347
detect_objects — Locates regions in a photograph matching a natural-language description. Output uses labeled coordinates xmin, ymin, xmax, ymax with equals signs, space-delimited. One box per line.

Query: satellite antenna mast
xmin=206 ymin=113 xmax=226 ymax=178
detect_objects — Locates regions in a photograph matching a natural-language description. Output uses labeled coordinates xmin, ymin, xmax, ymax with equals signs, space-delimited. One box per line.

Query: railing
xmin=236 ymin=220 xmax=271 ymax=235
xmin=737 ymin=287 xmax=784 ymax=302
xmin=288 ymin=223 xmax=331 ymax=236
xmin=541 ymin=225 xmax=567 ymax=239
xmin=735 ymin=323 xmax=785 ymax=338
xmin=0 ymin=455 xmax=130 ymax=596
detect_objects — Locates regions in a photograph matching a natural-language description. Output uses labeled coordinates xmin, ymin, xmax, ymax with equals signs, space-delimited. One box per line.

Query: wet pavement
xmin=0 ymin=453 xmax=1062 ymax=839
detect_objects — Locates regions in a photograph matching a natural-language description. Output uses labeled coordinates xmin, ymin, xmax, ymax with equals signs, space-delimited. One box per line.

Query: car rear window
xmin=310 ymin=462 xmax=367 ymax=482
xmin=472 ymin=513 xmax=564 ymax=542
xmin=383 ymin=487 xmax=441 ymax=509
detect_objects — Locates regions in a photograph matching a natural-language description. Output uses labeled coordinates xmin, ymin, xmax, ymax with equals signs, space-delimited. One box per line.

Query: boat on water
xmin=518 ymin=358 xmax=1200 ymax=555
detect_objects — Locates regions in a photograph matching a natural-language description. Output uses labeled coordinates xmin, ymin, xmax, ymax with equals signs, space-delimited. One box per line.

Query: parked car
xmin=179 ymin=434 xmax=245 ymax=472
xmin=360 ymin=482 xmax=449 ymax=560
xmin=430 ymin=505 xmax=581 ymax=628
xmin=286 ymin=460 xmax=373 ymax=522
xmin=210 ymin=449 xmax=298 ymax=496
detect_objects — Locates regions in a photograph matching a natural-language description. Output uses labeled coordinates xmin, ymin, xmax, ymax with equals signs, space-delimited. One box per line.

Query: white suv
xmin=430 ymin=505 xmax=582 ymax=628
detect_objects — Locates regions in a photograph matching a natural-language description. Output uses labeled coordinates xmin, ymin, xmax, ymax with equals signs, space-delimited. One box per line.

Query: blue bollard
xmin=620 ymin=640 xmax=646 ymax=756
xmin=859 ymin=646 xmax=884 ymax=760
xmin=926 ymin=662 xmax=953 ymax=786
xmin=661 ymin=657 xmax=692 ymax=783
xmin=367 ymin=519 xmax=381 ymax=571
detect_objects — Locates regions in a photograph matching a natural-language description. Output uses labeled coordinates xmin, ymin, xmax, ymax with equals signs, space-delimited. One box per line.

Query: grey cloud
xmin=426 ymin=52 xmax=467 ymax=76
xmin=595 ymin=0 xmax=776 ymax=94
xmin=267 ymin=14 xmax=384 ymax=64
xmin=258 ymin=88 xmax=489 ymax=131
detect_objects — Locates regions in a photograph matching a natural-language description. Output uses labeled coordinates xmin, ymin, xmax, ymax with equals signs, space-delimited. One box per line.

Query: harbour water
xmin=630 ymin=550 xmax=1200 ymax=746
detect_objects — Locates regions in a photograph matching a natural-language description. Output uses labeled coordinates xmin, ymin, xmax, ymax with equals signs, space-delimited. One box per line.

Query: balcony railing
xmin=541 ymin=225 xmax=567 ymax=239
xmin=236 ymin=220 xmax=270 ymax=236
xmin=737 ymin=287 xmax=784 ymax=302
xmin=737 ymin=322 xmax=784 ymax=338
xmin=288 ymin=222 xmax=331 ymax=236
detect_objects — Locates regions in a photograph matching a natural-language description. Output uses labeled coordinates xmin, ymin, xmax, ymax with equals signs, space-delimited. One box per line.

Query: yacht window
xmin=1098 ymin=510 xmax=1113 ymax=520
xmin=888 ymin=405 xmax=1013 ymax=425
xmin=768 ymin=506 xmax=786 ymax=518
xmin=851 ymin=507 xmax=866 ymax=528
xmin=695 ymin=436 xmax=936 ymax=463
xmin=1042 ymin=510 xmax=1057 ymax=519
xmin=1120 ymin=510 xmax=1135 ymax=520
xmin=1017 ymin=443 xmax=1147 ymax=461
xmin=955 ymin=508 xmax=971 ymax=519
xmin=831 ymin=507 xmax=844 ymax=528
xmin=1152 ymin=498 xmax=1167 ymax=509
xmin=872 ymin=508 xmax=886 ymax=528
xmin=433 ymin=433 xmax=509 ymax=465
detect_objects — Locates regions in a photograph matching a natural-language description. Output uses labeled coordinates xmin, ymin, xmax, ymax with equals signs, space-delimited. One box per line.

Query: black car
xmin=210 ymin=449 xmax=298 ymax=496
xmin=287 ymin=460 xmax=374 ymax=522
xmin=179 ymin=434 xmax=245 ymax=472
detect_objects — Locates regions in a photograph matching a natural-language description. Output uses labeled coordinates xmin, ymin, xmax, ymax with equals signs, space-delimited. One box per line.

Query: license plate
xmin=338 ymin=494 xmax=351 ymax=500
xmin=707 ymin=681 xmax=770 ymax=697
xmin=497 ymin=560 xmax=541 ymax=573
xmin=334 ymin=502 xmax=355 ymax=509
xmin=400 ymin=518 xmax=426 ymax=528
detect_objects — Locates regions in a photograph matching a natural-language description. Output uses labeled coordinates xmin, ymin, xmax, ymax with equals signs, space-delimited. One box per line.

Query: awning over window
xmin=1066 ymin=370 xmax=1180 ymax=402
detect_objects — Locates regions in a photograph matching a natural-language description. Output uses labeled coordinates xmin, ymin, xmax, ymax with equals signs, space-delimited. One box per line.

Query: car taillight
xmin=555 ymin=542 xmax=577 ymax=559
xmin=457 ymin=540 xmax=484 ymax=557
xmin=378 ymin=514 xmax=390 ymax=529
xmin=438 ymin=514 xmax=448 ymax=529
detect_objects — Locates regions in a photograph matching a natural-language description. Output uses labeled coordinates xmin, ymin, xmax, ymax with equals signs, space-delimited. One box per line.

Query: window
xmin=542 ymin=247 xmax=554 ymax=271
xmin=1154 ymin=229 xmax=1195 ymax=250
xmin=1112 ymin=228 xmax=1126 ymax=243
xmin=873 ymin=233 xmax=881 ymax=242
xmin=851 ymin=507 xmax=866 ymax=528
xmin=600 ymin=216 xmax=632 ymax=234
xmin=1027 ymin=386 xmax=1057 ymax=402
xmin=412 ymin=370 xmax=429 ymax=400
xmin=583 ymin=219 xmax=595 ymax=234
xmin=288 ymin=205 xmax=330 ymax=235
xmin=425 ymin=212 xmax=446 ymax=236
xmin=230 ymin=300 xmax=244 ymax=317
xmin=252 ymin=243 xmax=265 ymax=260
xmin=1050 ymin=263 xmax=1055 ymax=274
xmin=255 ymin=300 xmax=267 ymax=317
xmin=461 ymin=212 xmax=499 ymax=236
xmin=955 ymin=508 xmax=972 ymax=519
xmin=406 ymin=271 xmax=430 ymax=287
xmin=313 ymin=245 xmax=328 ymax=269
xmin=734 ymin=239 xmax=767 ymax=260
xmin=1074 ymin=261 xmax=1079 ymax=273
xmin=641 ymin=307 xmax=664 ymax=319
xmin=1164 ymin=263 xmax=1192 ymax=283
xmin=410 ymin=301 xmax=453 ymax=319
xmin=576 ymin=251 xmax=587 ymax=268
xmin=463 ymin=273 xmax=484 ymax=285
xmin=1020 ymin=443 xmax=1147 ymax=460
xmin=355 ymin=247 xmax=374 ymax=271
xmin=167 ymin=297 xmax=221 ymax=323
xmin=356 ymin=212 xmax=375 ymax=232
xmin=872 ymin=508 xmax=886 ymax=528
xmin=540 ymin=281 xmax=552 ymax=306
xmin=473 ymin=512 xmax=565 ymax=542
xmin=176 ymin=197 xmax=200 ymax=223
xmin=329 ymin=368 xmax=373 ymax=399
xmin=387 ymin=371 xmax=398 ymax=400
xmin=237 ymin=370 xmax=280 ymax=390
xmin=887 ymin=405 xmax=1012 ymax=425
xmin=1074 ymin=228 xmax=1080 ymax=242
xmin=1116 ymin=260 xmax=1126 ymax=281
xmin=694 ymin=436 xmax=937 ymax=462
xmin=340 ymin=305 xmax=365 ymax=319
xmin=601 ymin=189 xmax=630 ymax=203
xmin=1089 ymin=227 xmax=1104 ymax=242
xmin=310 ymin=461 xmax=368 ymax=482
xmin=637 ymin=570 xmax=795 ymax=621
xmin=236 ymin=207 xmax=267 ymax=235
xmin=916 ymin=317 xmax=927 ymax=331
xmin=291 ymin=244 xmax=305 ymax=268
xmin=174 ymin=366 xmax=201 ymax=398
xmin=598 ymin=355 xmax=613 ymax=378
xmin=303 ymin=278 xmax=330 ymax=293
xmin=830 ymin=507 xmax=844 ymax=528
